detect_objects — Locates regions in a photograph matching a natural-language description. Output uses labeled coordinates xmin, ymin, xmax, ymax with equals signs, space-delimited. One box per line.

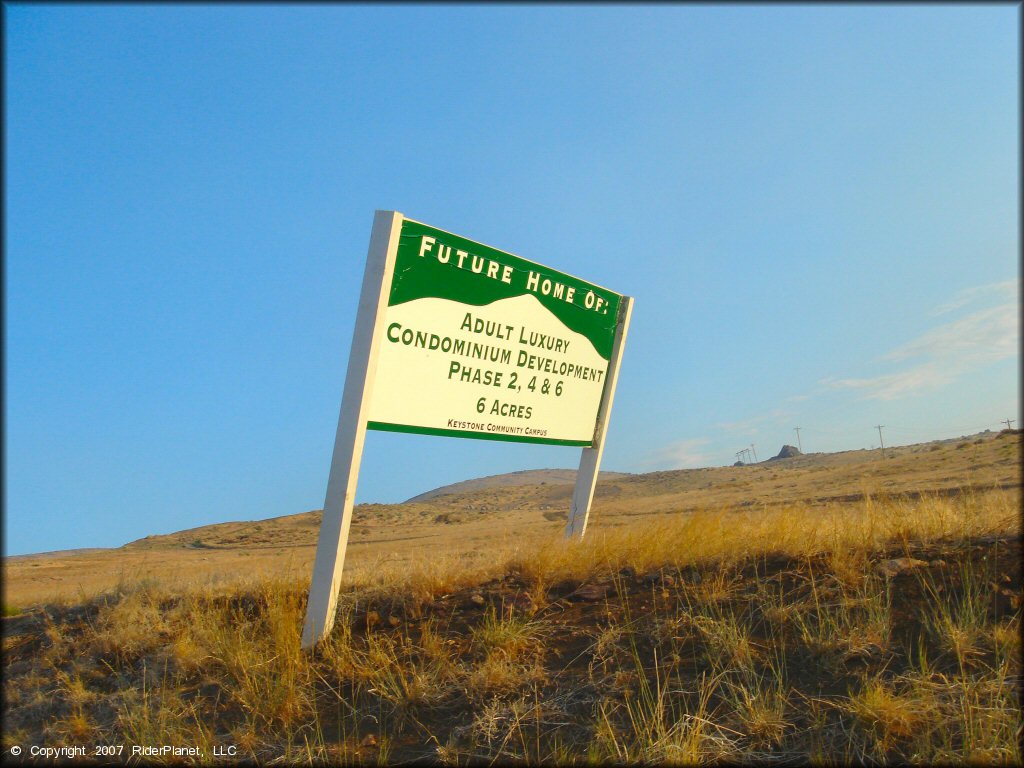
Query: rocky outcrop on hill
xmin=771 ymin=445 xmax=802 ymax=460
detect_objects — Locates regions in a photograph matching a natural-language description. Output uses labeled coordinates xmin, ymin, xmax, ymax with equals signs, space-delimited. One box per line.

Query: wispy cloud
xmin=641 ymin=438 xmax=712 ymax=470
xmin=930 ymin=279 xmax=1018 ymax=317
xmin=884 ymin=303 xmax=1017 ymax=364
xmin=821 ymin=364 xmax=949 ymax=401
xmin=822 ymin=279 xmax=1019 ymax=401
xmin=716 ymin=409 xmax=794 ymax=435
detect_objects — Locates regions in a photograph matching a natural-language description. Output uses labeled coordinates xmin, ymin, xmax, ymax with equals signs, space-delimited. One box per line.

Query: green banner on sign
xmin=366 ymin=217 xmax=625 ymax=446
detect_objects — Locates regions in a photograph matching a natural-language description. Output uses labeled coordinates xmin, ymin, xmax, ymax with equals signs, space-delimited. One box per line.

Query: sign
xmin=367 ymin=218 xmax=623 ymax=446
xmin=301 ymin=212 xmax=632 ymax=649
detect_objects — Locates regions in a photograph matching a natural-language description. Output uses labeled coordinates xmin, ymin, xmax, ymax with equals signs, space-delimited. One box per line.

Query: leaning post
xmin=301 ymin=210 xmax=402 ymax=650
xmin=565 ymin=295 xmax=634 ymax=539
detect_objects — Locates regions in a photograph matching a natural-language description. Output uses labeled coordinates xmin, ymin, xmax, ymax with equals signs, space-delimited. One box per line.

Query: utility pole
xmin=735 ymin=451 xmax=743 ymax=464
xmin=794 ymin=426 xmax=803 ymax=453
xmin=750 ymin=443 xmax=757 ymax=462
xmin=1003 ymin=418 xmax=1015 ymax=430
xmin=875 ymin=425 xmax=885 ymax=456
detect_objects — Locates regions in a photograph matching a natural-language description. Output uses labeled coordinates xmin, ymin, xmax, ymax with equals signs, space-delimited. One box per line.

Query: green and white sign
xmin=302 ymin=211 xmax=632 ymax=649
xmin=367 ymin=219 xmax=623 ymax=446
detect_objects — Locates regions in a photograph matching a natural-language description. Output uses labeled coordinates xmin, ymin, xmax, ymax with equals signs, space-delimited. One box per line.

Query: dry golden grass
xmin=5 ymin=429 xmax=1018 ymax=608
xmin=3 ymin=486 xmax=1020 ymax=764
xmin=3 ymin=431 xmax=1021 ymax=763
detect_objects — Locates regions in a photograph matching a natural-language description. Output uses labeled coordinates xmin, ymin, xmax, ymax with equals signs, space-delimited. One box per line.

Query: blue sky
xmin=5 ymin=5 xmax=1018 ymax=556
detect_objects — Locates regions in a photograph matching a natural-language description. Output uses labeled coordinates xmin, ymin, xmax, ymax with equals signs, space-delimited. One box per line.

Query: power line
xmin=720 ymin=417 xmax=1010 ymax=467
xmin=801 ymin=420 xmax=1001 ymax=439
xmin=873 ymin=420 xmax=1008 ymax=436
xmin=887 ymin=425 xmax=980 ymax=435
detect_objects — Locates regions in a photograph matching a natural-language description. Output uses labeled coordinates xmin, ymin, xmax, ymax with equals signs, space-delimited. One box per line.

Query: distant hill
xmin=5 ymin=429 xmax=1019 ymax=607
xmin=5 ymin=548 xmax=108 ymax=562
xmin=406 ymin=468 xmax=634 ymax=503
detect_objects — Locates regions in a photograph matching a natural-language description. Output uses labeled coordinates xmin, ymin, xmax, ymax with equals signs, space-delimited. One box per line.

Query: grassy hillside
xmin=4 ymin=429 xmax=1019 ymax=608
xmin=3 ymin=487 xmax=1020 ymax=763
xmin=405 ymin=468 xmax=633 ymax=503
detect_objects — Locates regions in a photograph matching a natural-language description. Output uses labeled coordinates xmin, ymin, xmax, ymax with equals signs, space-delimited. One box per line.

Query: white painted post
xmin=301 ymin=210 xmax=403 ymax=649
xmin=565 ymin=295 xmax=634 ymax=540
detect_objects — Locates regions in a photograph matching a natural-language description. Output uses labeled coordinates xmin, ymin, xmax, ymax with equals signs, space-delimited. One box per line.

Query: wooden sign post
xmin=302 ymin=211 xmax=632 ymax=649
